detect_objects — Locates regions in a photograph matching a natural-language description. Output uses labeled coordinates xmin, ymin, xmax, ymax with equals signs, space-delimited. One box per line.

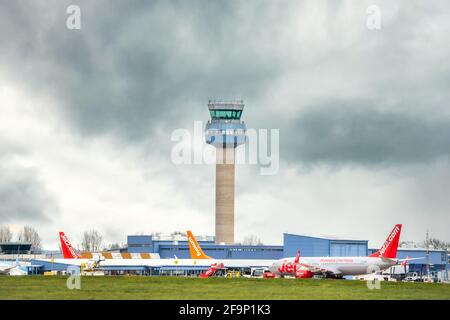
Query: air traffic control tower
xmin=205 ymin=100 xmax=246 ymax=244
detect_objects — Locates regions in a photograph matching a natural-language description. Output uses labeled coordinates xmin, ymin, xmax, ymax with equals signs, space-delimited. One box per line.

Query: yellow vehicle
xmin=226 ymin=271 xmax=241 ymax=278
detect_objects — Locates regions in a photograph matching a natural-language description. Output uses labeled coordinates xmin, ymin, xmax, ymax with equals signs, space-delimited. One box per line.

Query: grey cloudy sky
xmin=0 ymin=0 xmax=449 ymax=249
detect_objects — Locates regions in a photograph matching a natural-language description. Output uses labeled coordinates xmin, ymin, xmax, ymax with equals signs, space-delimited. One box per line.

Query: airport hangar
xmin=30 ymin=233 xmax=448 ymax=275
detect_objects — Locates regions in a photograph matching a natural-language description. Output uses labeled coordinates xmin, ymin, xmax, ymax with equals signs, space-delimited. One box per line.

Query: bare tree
xmin=151 ymin=232 xmax=161 ymax=238
xmin=400 ymin=238 xmax=450 ymax=251
xmin=18 ymin=226 xmax=42 ymax=249
xmin=242 ymin=234 xmax=263 ymax=246
xmin=81 ymin=230 xmax=103 ymax=252
xmin=0 ymin=225 xmax=13 ymax=243
xmin=399 ymin=241 xmax=418 ymax=248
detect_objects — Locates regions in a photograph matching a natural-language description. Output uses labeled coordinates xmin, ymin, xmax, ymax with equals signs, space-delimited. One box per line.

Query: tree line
xmin=0 ymin=225 xmax=124 ymax=252
xmin=0 ymin=225 xmax=42 ymax=249
xmin=400 ymin=238 xmax=450 ymax=251
xmin=1 ymin=225 xmax=265 ymax=252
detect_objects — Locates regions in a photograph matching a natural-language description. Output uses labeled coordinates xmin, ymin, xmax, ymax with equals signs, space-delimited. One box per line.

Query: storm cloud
xmin=0 ymin=0 xmax=284 ymax=141
xmin=285 ymin=104 xmax=450 ymax=166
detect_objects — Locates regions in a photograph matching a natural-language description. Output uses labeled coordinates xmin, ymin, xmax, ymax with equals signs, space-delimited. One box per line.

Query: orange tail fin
xmin=186 ymin=230 xmax=211 ymax=259
xmin=59 ymin=232 xmax=81 ymax=259
xmin=369 ymin=224 xmax=402 ymax=259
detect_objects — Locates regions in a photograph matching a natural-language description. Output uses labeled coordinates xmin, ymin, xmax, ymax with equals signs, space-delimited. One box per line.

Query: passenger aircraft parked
xmin=0 ymin=261 xmax=17 ymax=275
xmin=269 ymin=224 xmax=421 ymax=278
xmin=34 ymin=231 xmax=273 ymax=274
xmin=0 ymin=259 xmax=28 ymax=276
xmin=35 ymin=225 xmax=415 ymax=278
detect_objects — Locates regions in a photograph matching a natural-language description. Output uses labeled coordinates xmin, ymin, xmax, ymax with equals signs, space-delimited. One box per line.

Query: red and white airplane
xmin=268 ymin=224 xmax=417 ymax=278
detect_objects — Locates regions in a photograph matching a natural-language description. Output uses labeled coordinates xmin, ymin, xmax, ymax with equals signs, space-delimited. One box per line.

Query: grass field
xmin=0 ymin=276 xmax=449 ymax=300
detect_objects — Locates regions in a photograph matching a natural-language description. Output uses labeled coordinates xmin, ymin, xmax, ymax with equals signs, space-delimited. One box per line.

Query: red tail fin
xmin=59 ymin=232 xmax=80 ymax=259
xmin=369 ymin=224 xmax=402 ymax=259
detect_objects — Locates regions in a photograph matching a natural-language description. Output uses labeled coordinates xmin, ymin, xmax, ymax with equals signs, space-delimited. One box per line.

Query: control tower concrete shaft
xmin=205 ymin=100 xmax=246 ymax=244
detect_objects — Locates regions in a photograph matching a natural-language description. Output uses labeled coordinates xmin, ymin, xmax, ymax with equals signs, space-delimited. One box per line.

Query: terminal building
xmin=0 ymin=242 xmax=33 ymax=255
xmin=127 ymin=233 xmax=369 ymax=260
xmin=127 ymin=234 xmax=282 ymax=260
xmin=0 ymin=242 xmax=46 ymax=261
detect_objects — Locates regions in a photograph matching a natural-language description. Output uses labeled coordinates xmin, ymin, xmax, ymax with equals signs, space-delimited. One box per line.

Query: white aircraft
xmin=0 ymin=259 xmax=28 ymax=276
xmin=268 ymin=224 xmax=420 ymax=278
xmin=0 ymin=261 xmax=16 ymax=275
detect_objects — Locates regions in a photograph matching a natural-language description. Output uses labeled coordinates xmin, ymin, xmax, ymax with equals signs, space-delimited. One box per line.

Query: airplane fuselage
xmin=269 ymin=256 xmax=397 ymax=277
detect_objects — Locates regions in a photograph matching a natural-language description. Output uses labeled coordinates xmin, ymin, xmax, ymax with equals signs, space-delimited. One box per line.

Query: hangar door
xmin=330 ymin=242 xmax=367 ymax=257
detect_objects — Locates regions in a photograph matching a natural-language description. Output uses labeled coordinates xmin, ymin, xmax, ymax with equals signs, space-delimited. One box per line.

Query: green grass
xmin=0 ymin=276 xmax=449 ymax=300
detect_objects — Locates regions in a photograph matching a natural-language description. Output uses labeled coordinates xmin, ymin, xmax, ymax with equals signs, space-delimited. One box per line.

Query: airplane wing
xmin=0 ymin=267 xmax=12 ymax=273
xmin=0 ymin=265 xmax=17 ymax=275
xmin=380 ymin=257 xmax=424 ymax=266
xmin=397 ymin=257 xmax=424 ymax=262
xmin=0 ymin=260 xmax=20 ymax=274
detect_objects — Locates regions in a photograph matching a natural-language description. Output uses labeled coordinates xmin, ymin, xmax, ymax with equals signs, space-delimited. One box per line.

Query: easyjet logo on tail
xmin=189 ymin=237 xmax=202 ymax=257
xmin=369 ymin=224 xmax=402 ymax=259
xmin=59 ymin=232 xmax=80 ymax=259
xmin=186 ymin=231 xmax=211 ymax=259
xmin=379 ymin=225 xmax=400 ymax=256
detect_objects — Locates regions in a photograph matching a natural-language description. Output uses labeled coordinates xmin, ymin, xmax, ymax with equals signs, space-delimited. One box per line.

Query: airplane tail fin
xmin=369 ymin=224 xmax=402 ymax=259
xmin=401 ymin=256 xmax=410 ymax=267
xmin=294 ymin=250 xmax=300 ymax=264
xmin=59 ymin=232 xmax=81 ymax=259
xmin=186 ymin=230 xmax=211 ymax=259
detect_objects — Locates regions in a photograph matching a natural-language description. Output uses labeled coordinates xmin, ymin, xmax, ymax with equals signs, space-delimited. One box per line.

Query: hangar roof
xmin=283 ymin=233 xmax=367 ymax=242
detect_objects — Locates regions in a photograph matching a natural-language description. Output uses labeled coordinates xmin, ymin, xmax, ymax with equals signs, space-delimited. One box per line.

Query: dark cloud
xmin=284 ymin=104 xmax=450 ymax=166
xmin=0 ymin=165 xmax=54 ymax=223
xmin=0 ymin=0 xmax=284 ymax=142
xmin=2 ymin=0 xmax=449 ymax=167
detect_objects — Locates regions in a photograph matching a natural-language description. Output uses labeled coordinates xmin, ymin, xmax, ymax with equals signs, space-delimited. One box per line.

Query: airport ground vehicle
xmin=269 ymin=224 xmax=422 ymax=278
